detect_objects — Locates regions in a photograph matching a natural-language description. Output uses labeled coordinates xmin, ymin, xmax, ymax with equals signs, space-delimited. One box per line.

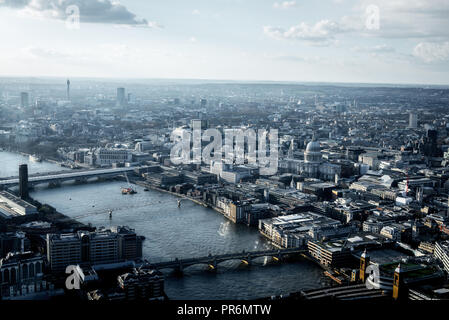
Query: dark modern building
xmin=18 ymin=164 xmax=28 ymax=199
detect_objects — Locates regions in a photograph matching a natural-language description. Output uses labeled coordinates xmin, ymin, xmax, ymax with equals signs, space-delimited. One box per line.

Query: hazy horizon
xmin=1 ymin=75 xmax=448 ymax=89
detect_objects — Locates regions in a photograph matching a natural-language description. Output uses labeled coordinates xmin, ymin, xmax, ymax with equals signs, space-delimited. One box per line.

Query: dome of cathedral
xmin=304 ymin=136 xmax=322 ymax=163
xmin=305 ymin=140 xmax=321 ymax=153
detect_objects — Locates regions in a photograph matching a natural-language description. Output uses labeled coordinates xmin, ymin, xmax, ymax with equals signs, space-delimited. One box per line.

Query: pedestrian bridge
xmin=146 ymin=247 xmax=306 ymax=272
xmin=0 ymin=166 xmax=149 ymax=188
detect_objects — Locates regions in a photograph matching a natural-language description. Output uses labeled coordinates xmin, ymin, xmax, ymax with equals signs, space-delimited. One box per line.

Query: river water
xmin=0 ymin=150 xmax=331 ymax=299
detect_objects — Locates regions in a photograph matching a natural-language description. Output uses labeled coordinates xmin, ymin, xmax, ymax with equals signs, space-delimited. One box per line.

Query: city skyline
xmin=0 ymin=0 xmax=449 ymax=85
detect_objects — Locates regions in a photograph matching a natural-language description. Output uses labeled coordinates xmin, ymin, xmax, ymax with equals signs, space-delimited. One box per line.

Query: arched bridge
xmin=146 ymin=247 xmax=306 ymax=272
xmin=0 ymin=166 xmax=150 ymax=188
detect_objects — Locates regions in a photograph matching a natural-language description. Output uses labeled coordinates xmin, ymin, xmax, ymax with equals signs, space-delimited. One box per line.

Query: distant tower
xmin=447 ymin=195 xmax=449 ymax=217
xmin=392 ymin=263 xmax=405 ymax=300
xmin=359 ymin=249 xmax=370 ymax=282
xmin=288 ymin=139 xmax=294 ymax=158
xmin=416 ymin=187 xmax=423 ymax=203
xmin=19 ymin=164 xmax=29 ymax=199
xmin=66 ymin=79 xmax=70 ymax=100
xmin=264 ymin=189 xmax=270 ymax=202
xmin=409 ymin=112 xmax=418 ymax=129
xmin=20 ymin=92 xmax=29 ymax=108
xmin=334 ymin=173 xmax=340 ymax=185
xmin=117 ymin=87 xmax=126 ymax=107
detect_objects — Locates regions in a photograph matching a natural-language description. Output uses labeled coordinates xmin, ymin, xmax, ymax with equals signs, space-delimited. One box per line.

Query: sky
xmin=0 ymin=0 xmax=449 ymax=85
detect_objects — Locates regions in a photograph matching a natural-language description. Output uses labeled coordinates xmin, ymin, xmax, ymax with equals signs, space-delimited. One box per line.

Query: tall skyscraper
xmin=19 ymin=164 xmax=29 ymax=199
xmin=191 ymin=119 xmax=208 ymax=130
xmin=117 ymin=87 xmax=126 ymax=107
xmin=409 ymin=112 xmax=418 ymax=128
xmin=67 ymin=79 xmax=70 ymax=100
xmin=20 ymin=92 xmax=29 ymax=108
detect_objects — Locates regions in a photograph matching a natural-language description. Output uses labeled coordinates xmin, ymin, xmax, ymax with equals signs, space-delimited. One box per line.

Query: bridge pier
xmin=48 ymin=181 xmax=61 ymax=188
xmin=74 ymin=177 xmax=88 ymax=184
xmin=208 ymin=260 xmax=217 ymax=271
xmin=174 ymin=263 xmax=183 ymax=275
xmin=241 ymin=254 xmax=252 ymax=266
xmin=272 ymin=254 xmax=283 ymax=262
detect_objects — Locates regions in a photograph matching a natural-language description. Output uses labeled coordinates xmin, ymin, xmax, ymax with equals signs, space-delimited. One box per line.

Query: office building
xmin=20 ymin=92 xmax=29 ymax=108
xmin=66 ymin=79 xmax=70 ymax=100
xmin=0 ymin=251 xmax=45 ymax=298
xmin=46 ymin=233 xmax=82 ymax=272
xmin=0 ymin=191 xmax=37 ymax=218
xmin=190 ymin=119 xmax=208 ymax=130
xmin=116 ymin=87 xmax=126 ymax=107
xmin=434 ymin=241 xmax=449 ymax=274
xmin=93 ymin=148 xmax=132 ymax=166
xmin=0 ymin=232 xmax=29 ymax=258
xmin=46 ymin=226 xmax=143 ymax=272
xmin=117 ymin=268 xmax=164 ymax=301
xmin=258 ymin=212 xmax=343 ymax=248
xmin=409 ymin=112 xmax=418 ymax=128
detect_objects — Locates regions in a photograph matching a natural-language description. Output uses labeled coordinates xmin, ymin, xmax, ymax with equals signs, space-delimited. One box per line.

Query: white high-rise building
xmin=409 ymin=112 xmax=418 ymax=128
xmin=20 ymin=92 xmax=29 ymax=108
xmin=117 ymin=87 xmax=126 ymax=107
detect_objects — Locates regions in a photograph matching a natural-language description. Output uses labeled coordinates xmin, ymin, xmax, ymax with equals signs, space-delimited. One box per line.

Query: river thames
xmin=0 ymin=150 xmax=331 ymax=299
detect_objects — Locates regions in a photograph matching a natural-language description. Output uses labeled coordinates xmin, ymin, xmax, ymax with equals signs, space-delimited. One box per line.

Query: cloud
xmin=0 ymin=0 xmax=159 ymax=27
xmin=147 ymin=21 xmax=163 ymax=29
xmin=352 ymin=44 xmax=396 ymax=53
xmin=20 ymin=43 xmax=163 ymax=67
xmin=264 ymin=0 xmax=449 ymax=46
xmin=413 ymin=42 xmax=449 ymax=63
xmin=263 ymin=19 xmax=353 ymax=46
xmin=23 ymin=46 xmax=71 ymax=59
xmin=192 ymin=9 xmax=200 ymax=15
xmin=266 ymin=53 xmax=361 ymax=68
xmin=273 ymin=1 xmax=296 ymax=9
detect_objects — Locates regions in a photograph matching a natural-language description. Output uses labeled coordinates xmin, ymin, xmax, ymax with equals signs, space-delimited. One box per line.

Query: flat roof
xmin=366 ymin=249 xmax=410 ymax=265
xmin=0 ymin=191 xmax=37 ymax=210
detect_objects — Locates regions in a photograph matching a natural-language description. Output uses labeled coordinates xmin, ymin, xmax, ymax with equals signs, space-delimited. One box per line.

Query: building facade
xmin=46 ymin=226 xmax=143 ymax=272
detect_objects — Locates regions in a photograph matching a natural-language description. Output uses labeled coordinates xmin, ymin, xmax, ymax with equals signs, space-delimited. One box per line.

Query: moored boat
xmin=29 ymin=154 xmax=42 ymax=162
xmin=121 ymin=187 xmax=137 ymax=194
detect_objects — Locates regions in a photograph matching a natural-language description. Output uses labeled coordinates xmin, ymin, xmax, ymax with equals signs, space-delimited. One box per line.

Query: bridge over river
xmin=0 ymin=166 xmax=149 ymax=188
xmin=144 ymin=247 xmax=307 ymax=272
